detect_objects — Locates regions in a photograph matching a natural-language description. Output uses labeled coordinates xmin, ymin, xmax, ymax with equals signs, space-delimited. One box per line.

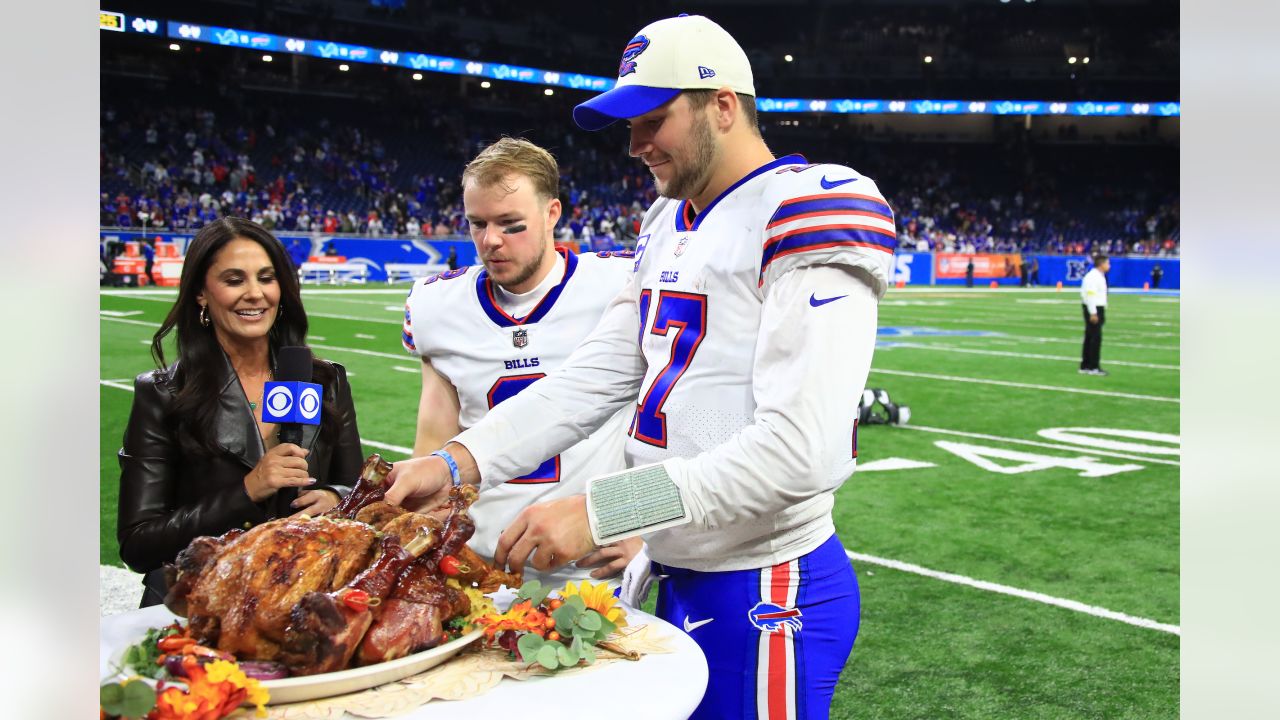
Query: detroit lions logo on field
xmin=748 ymin=601 xmax=803 ymax=633
xmin=619 ymin=35 xmax=649 ymax=77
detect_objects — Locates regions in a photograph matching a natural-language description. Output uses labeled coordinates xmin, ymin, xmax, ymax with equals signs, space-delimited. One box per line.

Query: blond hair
xmin=461 ymin=137 xmax=559 ymax=203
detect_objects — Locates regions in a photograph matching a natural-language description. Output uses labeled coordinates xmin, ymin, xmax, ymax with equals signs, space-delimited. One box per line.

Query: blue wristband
xmin=430 ymin=449 xmax=462 ymax=488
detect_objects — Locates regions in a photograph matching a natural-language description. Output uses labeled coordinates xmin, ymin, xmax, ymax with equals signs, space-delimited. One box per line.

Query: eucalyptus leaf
xmin=557 ymin=643 xmax=578 ymax=667
xmin=536 ymin=643 xmax=560 ymax=670
xmin=100 ymin=683 xmax=124 ymax=712
xmin=517 ymin=580 xmax=551 ymax=607
xmin=552 ymin=603 xmax=581 ymax=630
xmin=576 ymin=610 xmax=602 ymax=631
xmin=581 ymin=643 xmax=597 ymax=664
xmin=121 ymin=679 xmax=158 ymax=717
xmin=565 ymin=595 xmax=586 ymax=612
xmin=517 ymin=632 xmax=545 ymax=662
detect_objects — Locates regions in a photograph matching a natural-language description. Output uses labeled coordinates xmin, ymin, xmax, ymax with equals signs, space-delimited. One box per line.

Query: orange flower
xmin=148 ymin=656 xmax=268 ymax=719
xmin=474 ymin=599 xmax=550 ymax=640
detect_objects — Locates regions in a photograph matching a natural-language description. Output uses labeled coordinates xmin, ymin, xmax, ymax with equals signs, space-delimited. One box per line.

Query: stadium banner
xmin=935 ymin=252 xmax=1024 ymax=282
xmin=100 ymin=231 xmax=475 ymax=282
xmin=1029 ymin=254 xmax=1179 ymax=290
xmin=891 ymin=252 xmax=935 ymax=286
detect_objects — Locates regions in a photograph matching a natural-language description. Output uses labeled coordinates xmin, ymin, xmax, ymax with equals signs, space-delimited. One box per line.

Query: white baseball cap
xmin=573 ymin=14 xmax=755 ymax=131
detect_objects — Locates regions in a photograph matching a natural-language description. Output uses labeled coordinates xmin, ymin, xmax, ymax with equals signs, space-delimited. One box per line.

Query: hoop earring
xmin=199 ymin=304 xmax=210 ymax=327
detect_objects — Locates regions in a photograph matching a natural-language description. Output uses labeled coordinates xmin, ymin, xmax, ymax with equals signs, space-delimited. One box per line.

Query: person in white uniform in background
xmin=401 ymin=137 xmax=640 ymax=586
xmin=386 ymin=15 xmax=893 ymax=718
xmin=1080 ymin=253 xmax=1110 ymax=376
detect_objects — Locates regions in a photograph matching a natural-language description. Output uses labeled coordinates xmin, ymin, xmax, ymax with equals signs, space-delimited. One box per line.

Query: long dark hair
xmin=151 ymin=217 xmax=338 ymax=457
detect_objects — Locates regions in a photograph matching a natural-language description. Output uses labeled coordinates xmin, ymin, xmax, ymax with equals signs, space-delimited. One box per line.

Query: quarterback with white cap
xmin=386 ymin=13 xmax=895 ymax=719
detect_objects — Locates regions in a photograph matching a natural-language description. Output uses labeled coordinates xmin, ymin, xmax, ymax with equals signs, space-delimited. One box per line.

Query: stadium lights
xmin=339 ymin=63 xmax=349 ymax=71
xmin=1082 ymin=56 xmax=1090 ymax=64
xmin=784 ymin=54 xmax=793 ymax=62
xmin=412 ymin=72 xmax=423 ymax=80
xmin=1068 ymin=56 xmax=1077 ymax=64
xmin=480 ymin=80 xmax=491 ymax=88
xmin=168 ymin=43 xmax=180 ymax=51
xmin=544 ymin=88 xmax=554 ymax=96
xmin=924 ymin=55 xmax=933 ymax=64
xmin=262 ymin=54 xmax=273 ymax=62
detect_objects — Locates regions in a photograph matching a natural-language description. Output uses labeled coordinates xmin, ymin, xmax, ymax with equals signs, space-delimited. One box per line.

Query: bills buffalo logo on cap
xmin=618 ymin=34 xmax=650 ymax=77
xmin=748 ymin=601 xmax=803 ymax=633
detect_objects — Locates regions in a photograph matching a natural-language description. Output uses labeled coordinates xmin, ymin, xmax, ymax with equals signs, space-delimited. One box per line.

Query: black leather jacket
xmin=117 ymin=352 xmax=362 ymax=604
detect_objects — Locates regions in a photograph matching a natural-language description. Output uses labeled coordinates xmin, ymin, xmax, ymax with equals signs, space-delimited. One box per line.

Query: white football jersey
xmin=402 ymin=249 xmax=635 ymax=585
xmin=625 ymin=155 xmax=894 ymax=567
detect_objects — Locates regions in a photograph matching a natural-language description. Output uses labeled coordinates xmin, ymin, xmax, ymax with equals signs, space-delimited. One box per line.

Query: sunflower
xmin=557 ymin=580 xmax=628 ymax=629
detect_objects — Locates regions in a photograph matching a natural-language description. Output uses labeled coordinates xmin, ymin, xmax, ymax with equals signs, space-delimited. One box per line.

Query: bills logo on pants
xmin=653 ymin=534 xmax=859 ymax=720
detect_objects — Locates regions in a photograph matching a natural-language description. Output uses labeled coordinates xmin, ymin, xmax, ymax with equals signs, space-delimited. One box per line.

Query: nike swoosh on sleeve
xmin=810 ymin=293 xmax=848 ymax=307
xmin=820 ymin=176 xmax=858 ymax=189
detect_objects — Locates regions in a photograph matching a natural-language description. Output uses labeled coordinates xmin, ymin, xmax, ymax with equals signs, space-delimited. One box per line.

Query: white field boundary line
xmin=99 ymin=380 xmax=414 ymax=454
xmin=845 ymin=549 xmax=1180 ymax=635
xmin=947 ymin=334 xmax=1178 ymax=352
xmin=878 ymin=314 xmax=1179 ymax=338
xmin=869 ymin=367 xmax=1180 ymax=403
xmin=891 ymin=424 xmax=1180 ymax=466
xmin=882 ymin=342 xmax=1179 ymax=370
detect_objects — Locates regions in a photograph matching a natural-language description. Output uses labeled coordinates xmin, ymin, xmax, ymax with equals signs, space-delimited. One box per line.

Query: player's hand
xmin=1089 ymin=313 xmax=1099 ymax=324
xmin=290 ymin=488 xmax=341 ymax=517
xmin=495 ymin=495 xmax=596 ymax=575
xmin=385 ymin=455 xmax=453 ymax=511
xmin=576 ymin=536 xmax=644 ymax=580
xmin=244 ymin=443 xmax=312 ymax=502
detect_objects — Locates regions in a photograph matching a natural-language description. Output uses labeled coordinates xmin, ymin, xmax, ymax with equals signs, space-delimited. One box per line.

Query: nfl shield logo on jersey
xmin=512 ymin=328 xmax=529 ymax=348
xmin=674 ymin=236 xmax=690 ymax=257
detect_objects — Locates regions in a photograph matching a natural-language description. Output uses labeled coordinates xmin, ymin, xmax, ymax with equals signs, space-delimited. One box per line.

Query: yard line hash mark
xmin=869 ymin=368 xmax=1179 ymax=403
xmin=845 ymin=549 xmax=1180 ymax=636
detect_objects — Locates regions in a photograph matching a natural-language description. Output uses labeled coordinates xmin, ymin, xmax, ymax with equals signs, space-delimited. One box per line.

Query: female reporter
xmin=117 ymin=217 xmax=363 ymax=607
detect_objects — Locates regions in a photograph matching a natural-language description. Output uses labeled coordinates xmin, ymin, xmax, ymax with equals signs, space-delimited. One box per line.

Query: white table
xmin=100 ymin=601 xmax=708 ymax=719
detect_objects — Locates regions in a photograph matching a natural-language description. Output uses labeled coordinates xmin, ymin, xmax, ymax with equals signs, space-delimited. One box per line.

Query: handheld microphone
xmin=263 ymin=346 xmax=322 ymax=445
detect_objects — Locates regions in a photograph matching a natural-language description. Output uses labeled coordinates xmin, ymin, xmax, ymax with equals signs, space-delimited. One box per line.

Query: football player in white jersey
xmin=401 ymin=137 xmax=640 ymax=588
xmin=387 ymin=17 xmax=892 ymax=719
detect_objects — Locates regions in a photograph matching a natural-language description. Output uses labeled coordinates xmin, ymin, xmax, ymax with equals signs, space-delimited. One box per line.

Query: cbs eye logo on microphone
xmin=261 ymin=381 xmax=323 ymax=425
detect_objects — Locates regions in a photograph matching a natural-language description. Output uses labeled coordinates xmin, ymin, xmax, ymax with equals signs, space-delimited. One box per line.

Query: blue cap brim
xmin=573 ymin=85 xmax=682 ymax=131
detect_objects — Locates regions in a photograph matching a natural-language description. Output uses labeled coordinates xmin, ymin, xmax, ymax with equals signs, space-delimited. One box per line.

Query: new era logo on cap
xmin=573 ymin=14 xmax=755 ymax=131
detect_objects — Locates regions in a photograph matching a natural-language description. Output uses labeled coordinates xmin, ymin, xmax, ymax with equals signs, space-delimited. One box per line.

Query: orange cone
xmin=989 ymin=280 xmax=998 ymax=288
xmin=1143 ymin=282 xmax=1150 ymax=291
xmin=1056 ymin=281 xmax=1063 ymax=291
xmin=896 ymin=279 xmax=906 ymax=289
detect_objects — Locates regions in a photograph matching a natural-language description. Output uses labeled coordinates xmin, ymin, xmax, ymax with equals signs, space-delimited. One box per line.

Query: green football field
xmin=99 ymin=284 xmax=1179 ymax=718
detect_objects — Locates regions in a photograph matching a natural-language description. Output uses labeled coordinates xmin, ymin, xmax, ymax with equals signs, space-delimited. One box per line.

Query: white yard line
xmin=392 ymin=366 xmax=419 ymax=373
xmin=310 ymin=343 xmax=406 ymax=360
xmin=953 ymin=334 xmax=1179 ymax=352
xmin=869 ymin=367 xmax=1180 ymax=403
xmin=309 ymin=311 xmax=401 ymax=325
xmin=891 ymin=424 xmax=1180 ymax=466
xmin=881 ymin=342 xmax=1179 ymax=370
xmin=100 ymin=379 xmax=136 ymax=392
xmin=878 ymin=314 xmax=1179 ymax=338
xmin=360 ymin=438 xmax=414 ymax=455
xmin=845 ymin=549 xmax=1180 ymax=636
